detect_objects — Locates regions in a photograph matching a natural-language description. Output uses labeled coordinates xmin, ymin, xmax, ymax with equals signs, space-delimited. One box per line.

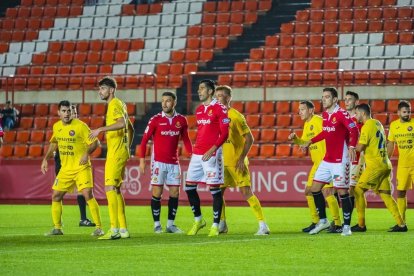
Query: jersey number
xmin=376 ymin=130 xmax=385 ymax=149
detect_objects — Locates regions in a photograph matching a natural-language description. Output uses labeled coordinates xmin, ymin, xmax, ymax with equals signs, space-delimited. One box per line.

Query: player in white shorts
xmin=139 ymin=91 xmax=192 ymax=234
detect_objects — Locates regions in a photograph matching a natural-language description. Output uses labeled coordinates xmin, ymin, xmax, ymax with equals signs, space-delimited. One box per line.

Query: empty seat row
xmin=338 ymin=45 xmax=414 ymax=59
xmin=339 ymin=58 xmax=414 ymax=70
xmin=123 ymin=1 xmax=203 ymax=15
xmin=203 ymin=0 xmax=272 ymax=13
xmin=15 ymin=103 xmax=107 ymax=116
xmin=187 ymin=24 xmax=244 ymax=37
xmin=311 ymin=0 xmax=398 ymax=9
xmin=250 ymin=46 xmax=340 ymax=60
xmin=45 ymin=39 xmax=145 ymax=53
xmin=236 ymin=60 xmax=339 ymax=71
xmin=218 ymin=70 xmax=414 ymax=87
xmin=202 ymin=12 xmax=258 ymax=25
xmin=296 ymin=6 xmax=413 ymax=22
xmin=280 ymin=19 xmax=413 ymax=34
xmin=16 ymin=64 xmax=114 ymax=75
xmin=5 ymin=5 xmax=82 ymax=18
xmin=20 ymin=0 xmax=84 ymax=6
xmin=0 ymin=143 xmax=102 ymax=158
xmin=12 ymin=116 xmax=105 ymax=131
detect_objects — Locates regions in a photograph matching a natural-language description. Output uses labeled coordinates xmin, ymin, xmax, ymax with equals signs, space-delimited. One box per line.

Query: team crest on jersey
xmin=69 ymin=130 xmax=75 ymax=136
xmin=175 ymin=121 xmax=181 ymax=128
xmin=310 ymin=125 xmax=314 ymax=130
xmin=408 ymin=126 xmax=413 ymax=132
xmin=208 ymin=109 xmax=213 ymax=116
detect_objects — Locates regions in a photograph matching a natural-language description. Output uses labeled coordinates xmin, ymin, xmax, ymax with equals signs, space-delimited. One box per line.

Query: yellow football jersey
xmin=50 ymin=119 xmax=97 ymax=173
xmin=106 ymin=97 xmax=131 ymax=159
xmin=223 ymin=108 xmax=251 ymax=167
xmin=388 ymin=118 xmax=414 ymax=168
xmin=359 ymin=119 xmax=391 ymax=169
xmin=294 ymin=115 xmax=325 ymax=164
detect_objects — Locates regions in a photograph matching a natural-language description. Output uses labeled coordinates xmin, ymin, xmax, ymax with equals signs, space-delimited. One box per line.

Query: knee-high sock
xmin=350 ymin=196 xmax=355 ymax=210
xmin=151 ymin=196 xmax=161 ymax=222
xmin=397 ymin=197 xmax=407 ymax=222
xmin=77 ymin=194 xmax=87 ymax=220
xmin=326 ymin=195 xmax=341 ymax=226
xmin=51 ymin=201 xmax=62 ymax=229
xmin=306 ymin=195 xmax=319 ymax=224
xmin=381 ymin=193 xmax=404 ymax=226
xmin=211 ymin=188 xmax=223 ymax=224
xmin=185 ymin=186 xmax=201 ymax=218
xmin=220 ymin=197 xmax=226 ymax=221
xmin=247 ymin=195 xmax=265 ymax=222
xmin=87 ymin=198 xmax=102 ymax=228
xmin=340 ymin=193 xmax=352 ymax=226
xmin=117 ymin=193 xmax=127 ymax=229
xmin=106 ymin=190 xmax=118 ymax=230
xmin=168 ymin=197 xmax=179 ymax=222
xmin=312 ymin=191 xmax=326 ymax=220
xmin=354 ymin=186 xmax=366 ymax=227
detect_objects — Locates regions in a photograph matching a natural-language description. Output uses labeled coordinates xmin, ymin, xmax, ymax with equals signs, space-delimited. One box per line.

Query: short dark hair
xmin=215 ymin=85 xmax=232 ymax=96
xmin=58 ymin=100 xmax=71 ymax=110
xmin=162 ymin=91 xmax=177 ymax=101
xmin=345 ymin=90 xmax=359 ymax=100
xmin=200 ymin=79 xmax=216 ymax=93
xmin=98 ymin=76 xmax=117 ymax=89
xmin=299 ymin=100 xmax=314 ymax=109
xmin=323 ymin=87 xmax=338 ymax=98
xmin=356 ymin=103 xmax=371 ymax=116
xmin=398 ymin=100 xmax=411 ymax=110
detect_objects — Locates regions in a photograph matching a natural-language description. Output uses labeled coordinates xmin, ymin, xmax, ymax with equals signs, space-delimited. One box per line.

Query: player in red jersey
xmin=185 ymin=79 xmax=229 ymax=237
xmin=139 ymin=91 xmax=192 ymax=234
xmin=303 ymin=87 xmax=359 ymax=236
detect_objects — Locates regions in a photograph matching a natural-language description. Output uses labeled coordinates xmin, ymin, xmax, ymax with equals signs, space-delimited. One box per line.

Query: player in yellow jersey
xmin=41 ymin=100 xmax=103 ymax=236
xmin=387 ymin=100 xmax=414 ymax=226
xmin=90 ymin=77 xmax=134 ymax=240
xmin=215 ymin=85 xmax=270 ymax=235
xmin=289 ymin=101 xmax=342 ymax=233
xmin=353 ymin=103 xmax=406 ymax=232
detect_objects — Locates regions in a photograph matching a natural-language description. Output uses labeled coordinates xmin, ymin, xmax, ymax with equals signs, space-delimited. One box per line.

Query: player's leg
xmin=309 ymin=161 xmax=331 ymax=235
xmin=239 ymin=186 xmax=270 ymax=235
xmin=323 ymin=186 xmax=342 ymax=233
xmin=303 ymin=166 xmax=319 ymax=232
xmin=48 ymin=190 xmax=66 ymax=235
xmin=151 ymin=185 xmax=163 ymax=233
xmin=116 ymin=160 xmax=129 ymax=237
xmin=165 ymin=163 xmax=183 ymax=234
xmin=81 ymin=187 xmax=104 ymax=237
xmin=77 ymin=193 xmax=95 ymax=227
xmin=185 ymin=154 xmax=205 ymax=235
xmin=353 ymin=185 xmax=368 ymax=231
xmin=219 ymin=187 xmax=228 ymax=233
xmin=396 ymin=167 xmax=411 ymax=223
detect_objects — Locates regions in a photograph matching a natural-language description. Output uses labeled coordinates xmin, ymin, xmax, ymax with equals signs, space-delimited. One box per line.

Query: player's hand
xmin=89 ymin=128 xmax=101 ymax=140
xmin=41 ymin=159 xmax=48 ymax=174
xmin=236 ymin=158 xmax=247 ymax=174
xmin=288 ymin=132 xmax=297 ymax=141
xmin=348 ymin=147 xmax=356 ymax=163
xmin=79 ymin=153 xmax=88 ymax=165
xmin=139 ymin=158 xmax=145 ymax=175
xmin=202 ymin=146 xmax=216 ymax=161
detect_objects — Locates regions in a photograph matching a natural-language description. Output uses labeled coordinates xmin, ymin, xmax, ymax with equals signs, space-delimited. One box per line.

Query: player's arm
xmin=181 ymin=119 xmax=193 ymax=156
xmin=127 ymin=119 xmax=134 ymax=148
xmin=237 ymin=130 xmax=253 ymax=174
xmin=342 ymin=112 xmax=359 ymax=162
xmin=139 ymin=120 xmax=155 ymax=174
xmin=356 ymin=143 xmax=366 ymax=152
xmin=386 ymin=126 xmax=395 ymax=158
xmin=202 ymin=110 xmax=229 ymax=161
xmin=41 ymin=142 xmax=58 ymax=174
xmin=79 ymin=139 xmax=100 ymax=165
xmin=89 ymin=117 xmax=126 ymax=139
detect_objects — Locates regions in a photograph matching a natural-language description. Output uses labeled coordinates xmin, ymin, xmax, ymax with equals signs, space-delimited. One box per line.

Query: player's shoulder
xmin=311 ymin=114 xmax=323 ymax=123
xmin=389 ymin=119 xmax=399 ymax=129
xmin=337 ymin=107 xmax=351 ymax=118
xmin=212 ymin=100 xmax=228 ymax=112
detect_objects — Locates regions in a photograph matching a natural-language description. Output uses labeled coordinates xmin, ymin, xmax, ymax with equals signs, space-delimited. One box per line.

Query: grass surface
xmin=1 ymin=205 xmax=413 ymax=275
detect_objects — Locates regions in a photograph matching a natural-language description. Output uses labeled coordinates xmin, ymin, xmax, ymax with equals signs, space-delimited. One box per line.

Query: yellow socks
xmin=247 ymin=195 xmax=264 ymax=221
xmin=51 ymin=201 xmax=62 ymax=229
xmin=87 ymin=198 xmax=102 ymax=229
xmin=306 ymin=195 xmax=319 ymax=224
xmin=382 ymin=193 xmax=404 ymax=226
xmin=106 ymin=190 xmax=118 ymax=230
xmin=326 ymin=195 xmax=341 ymax=226
xmin=397 ymin=197 xmax=407 ymax=222
xmin=354 ymin=186 xmax=367 ymax=227
xmin=117 ymin=193 xmax=127 ymax=229
xmin=220 ymin=198 xmax=226 ymax=221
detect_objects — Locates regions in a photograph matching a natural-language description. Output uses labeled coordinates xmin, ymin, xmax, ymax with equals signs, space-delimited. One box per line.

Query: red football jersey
xmin=311 ymin=105 xmax=359 ymax=163
xmin=351 ymin=115 xmax=363 ymax=165
xmin=140 ymin=112 xmax=192 ymax=164
xmin=193 ymin=99 xmax=229 ymax=155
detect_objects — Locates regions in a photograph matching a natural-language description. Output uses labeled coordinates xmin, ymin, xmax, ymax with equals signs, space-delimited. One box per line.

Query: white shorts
xmin=314 ymin=160 xmax=350 ymax=189
xmin=151 ymin=160 xmax=181 ymax=186
xmin=186 ymin=149 xmax=224 ymax=186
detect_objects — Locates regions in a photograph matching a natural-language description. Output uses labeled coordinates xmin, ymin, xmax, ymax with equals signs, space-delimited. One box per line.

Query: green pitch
xmin=1 ymin=205 xmax=413 ymax=275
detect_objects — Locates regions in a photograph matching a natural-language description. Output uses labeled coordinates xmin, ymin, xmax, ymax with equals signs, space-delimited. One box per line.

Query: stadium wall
xmin=1 ymin=159 xmax=413 ymax=207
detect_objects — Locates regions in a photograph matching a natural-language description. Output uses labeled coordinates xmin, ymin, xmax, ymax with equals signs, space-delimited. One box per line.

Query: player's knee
xmin=169 ymin=187 xmax=179 ymax=198
xmin=240 ymin=186 xmax=253 ymax=198
xmin=81 ymin=188 xmax=94 ymax=201
xmin=322 ymin=188 xmax=333 ymax=197
xmin=52 ymin=191 xmax=64 ymax=202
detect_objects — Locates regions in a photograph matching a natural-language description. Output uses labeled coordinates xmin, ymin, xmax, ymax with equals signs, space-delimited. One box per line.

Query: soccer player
xmin=89 ymin=77 xmax=134 ymax=240
xmin=387 ymin=100 xmax=414 ymax=226
xmin=288 ymin=101 xmax=342 ymax=233
xmin=215 ymin=85 xmax=270 ymax=235
xmin=139 ymin=91 xmax=193 ymax=234
xmin=344 ymin=91 xmax=365 ymax=211
xmin=353 ymin=103 xmax=406 ymax=232
xmin=185 ymin=79 xmax=229 ymax=237
xmin=302 ymin=87 xmax=359 ymax=236
xmin=54 ymin=104 xmax=95 ymax=227
xmin=41 ymin=100 xmax=103 ymax=236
